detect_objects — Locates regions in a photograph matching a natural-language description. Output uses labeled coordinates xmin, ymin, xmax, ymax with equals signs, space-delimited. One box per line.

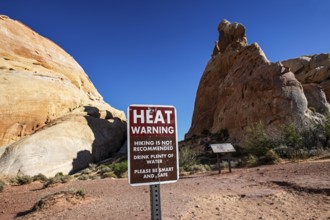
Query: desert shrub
xmin=43 ymin=179 xmax=56 ymax=188
xmin=184 ymin=164 xmax=211 ymax=174
xmin=279 ymin=124 xmax=318 ymax=160
xmin=10 ymin=175 xmax=32 ymax=185
xmin=32 ymin=173 xmax=48 ymax=182
xmin=277 ymin=124 xmax=302 ymax=159
xmin=55 ymin=172 xmax=64 ymax=177
xmin=179 ymin=146 xmax=216 ymax=174
xmin=0 ymin=179 xmax=6 ymax=192
xmin=97 ymin=164 xmax=112 ymax=175
xmin=245 ymin=122 xmax=278 ymax=158
xmin=237 ymin=150 xmax=280 ymax=167
xmin=80 ymin=169 xmax=92 ymax=175
xmin=111 ymin=161 xmax=128 ymax=178
xmin=95 ymin=161 xmax=128 ymax=178
xmin=273 ymin=145 xmax=289 ymax=158
xmin=310 ymin=147 xmax=330 ymax=158
xmin=240 ymin=123 xmax=280 ymax=166
xmin=315 ymin=116 xmax=330 ymax=148
xmin=301 ymin=128 xmax=319 ymax=150
xmin=236 ymin=154 xmax=258 ymax=167
xmin=97 ymin=161 xmax=128 ymax=178
xmin=197 ymin=151 xmax=217 ymax=165
xmin=59 ymin=175 xmax=71 ymax=183
xmin=43 ymin=173 xmax=72 ymax=188
xmin=72 ymin=189 xmax=86 ymax=198
xmin=281 ymin=124 xmax=303 ymax=149
xmin=32 ymin=189 xmax=86 ymax=212
xmin=101 ymin=171 xmax=117 ymax=179
xmin=258 ymin=149 xmax=280 ymax=165
xmin=78 ymin=174 xmax=90 ymax=181
xmin=243 ymin=120 xmax=330 ymax=163
xmin=287 ymin=148 xmax=309 ymax=160
xmin=179 ymin=146 xmax=198 ymax=169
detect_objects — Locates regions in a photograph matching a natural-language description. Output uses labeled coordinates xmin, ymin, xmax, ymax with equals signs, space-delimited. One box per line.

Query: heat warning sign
xmin=127 ymin=105 xmax=179 ymax=186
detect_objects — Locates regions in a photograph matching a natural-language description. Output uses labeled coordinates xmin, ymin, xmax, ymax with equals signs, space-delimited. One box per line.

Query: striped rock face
xmin=0 ymin=15 xmax=126 ymax=177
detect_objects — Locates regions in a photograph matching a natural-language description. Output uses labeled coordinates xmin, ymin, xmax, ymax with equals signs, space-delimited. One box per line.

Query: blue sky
xmin=1 ymin=0 xmax=329 ymax=140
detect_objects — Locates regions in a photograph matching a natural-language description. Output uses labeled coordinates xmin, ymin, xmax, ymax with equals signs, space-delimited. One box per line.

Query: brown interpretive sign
xmin=127 ymin=105 xmax=179 ymax=186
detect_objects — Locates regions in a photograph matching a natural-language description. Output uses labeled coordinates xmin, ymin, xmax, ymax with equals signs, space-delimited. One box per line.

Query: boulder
xmin=185 ymin=19 xmax=327 ymax=143
xmin=282 ymin=54 xmax=330 ymax=105
xmin=0 ymin=115 xmax=126 ymax=177
xmin=302 ymin=84 xmax=330 ymax=115
xmin=0 ymin=15 xmax=126 ymax=177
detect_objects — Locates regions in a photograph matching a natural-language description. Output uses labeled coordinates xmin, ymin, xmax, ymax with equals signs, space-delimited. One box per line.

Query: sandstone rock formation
xmin=185 ymin=19 xmax=328 ymax=143
xmin=0 ymin=15 xmax=126 ymax=177
xmin=282 ymin=54 xmax=330 ymax=115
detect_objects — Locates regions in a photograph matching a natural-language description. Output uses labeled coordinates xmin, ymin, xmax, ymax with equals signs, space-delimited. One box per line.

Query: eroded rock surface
xmin=186 ymin=19 xmax=328 ymax=143
xmin=0 ymin=15 xmax=126 ymax=177
xmin=282 ymin=54 xmax=330 ymax=115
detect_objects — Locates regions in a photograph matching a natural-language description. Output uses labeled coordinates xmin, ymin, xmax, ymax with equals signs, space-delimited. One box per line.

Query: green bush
xmin=310 ymin=147 xmax=330 ymax=158
xmin=287 ymin=148 xmax=309 ymax=160
xmin=243 ymin=122 xmax=285 ymax=165
xmin=111 ymin=161 xmax=128 ymax=178
xmin=55 ymin=172 xmax=64 ymax=177
xmin=282 ymin=124 xmax=302 ymax=149
xmin=80 ymin=169 xmax=92 ymax=175
xmin=259 ymin=149 xmax=280 ymax=164
xmin=243 ymin=120 xmax=330 ymax=163
xmin=72 ymin=189 xmax=86 ymax=198
xmin=78 ymin=174 xmax=90 ymax=181
xmin=96 ymin=161 xmax=128 ymax=178
xmin=301 ymin=128 xmax=319 ymax=150
xmin=315 ymin=116 xmax=330 ymax=148
xmin=197 ymin=152 xmax=217 ymax=165
xmin=32 ymin=189 xmax=86 ymax=212
xmin=43 ymin=174 xmax=72 ymax=188
xmin=178 ymin=146 xmax=216 ymax=174
xmin=101 ymin=171 xmax=117 ymax=179
xmin=32 ymin=173 xmax=48 ymax=182
xmin=278 ymin=124 xmax=321 ymax=160
xmin=97 ymin=164 xmax=112 ymax=175
xmin=185 ymin=164 xmax=211 ymax=174
xmin=10 ymin=175 xmax=32 ymax=185
xmin=0 ymin=179 xmax=6 ymax=192
xmin=179 ymin=146 xmax=198 ymax=169
xmin=245 ymin=122 xmax=277 ymax=158
xmin=237 ymin=154 xmax=258 ymax=167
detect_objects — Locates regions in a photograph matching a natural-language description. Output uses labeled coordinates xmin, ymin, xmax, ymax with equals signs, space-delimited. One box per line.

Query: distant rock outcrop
xmin=185 ymin=19 xmax=329 ymax=143
xmin=0 ymin=15 xmax=126 ymax=177
xmin=282 ymin=54 xmax=330 ymax=115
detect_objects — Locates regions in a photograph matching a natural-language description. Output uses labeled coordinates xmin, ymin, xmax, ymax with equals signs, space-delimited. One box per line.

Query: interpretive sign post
xmin=210 ymin=143 xmax=236 ymax=174
xmin=127 ymin=104 xmax=179 ymax=220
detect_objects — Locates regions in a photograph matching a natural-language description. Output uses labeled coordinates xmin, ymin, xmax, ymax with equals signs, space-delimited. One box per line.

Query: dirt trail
xmin=1 ymin=160 xmax=329 ymax=220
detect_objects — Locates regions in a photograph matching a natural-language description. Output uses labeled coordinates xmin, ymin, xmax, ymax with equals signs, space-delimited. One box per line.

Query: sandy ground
xmin=0 ymin=159 xmax=329 ymax=220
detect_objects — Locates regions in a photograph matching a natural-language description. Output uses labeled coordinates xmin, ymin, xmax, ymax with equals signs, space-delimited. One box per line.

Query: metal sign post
xmin=216 ymin=153 xmax=221 ymax=174
xmin=150 ymin=184 xmax=162 ymax=220
xmin=227 ymin=153 xmax=232 ymax=173
xmin=127 ymin=104 xmax=179 ymax=220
